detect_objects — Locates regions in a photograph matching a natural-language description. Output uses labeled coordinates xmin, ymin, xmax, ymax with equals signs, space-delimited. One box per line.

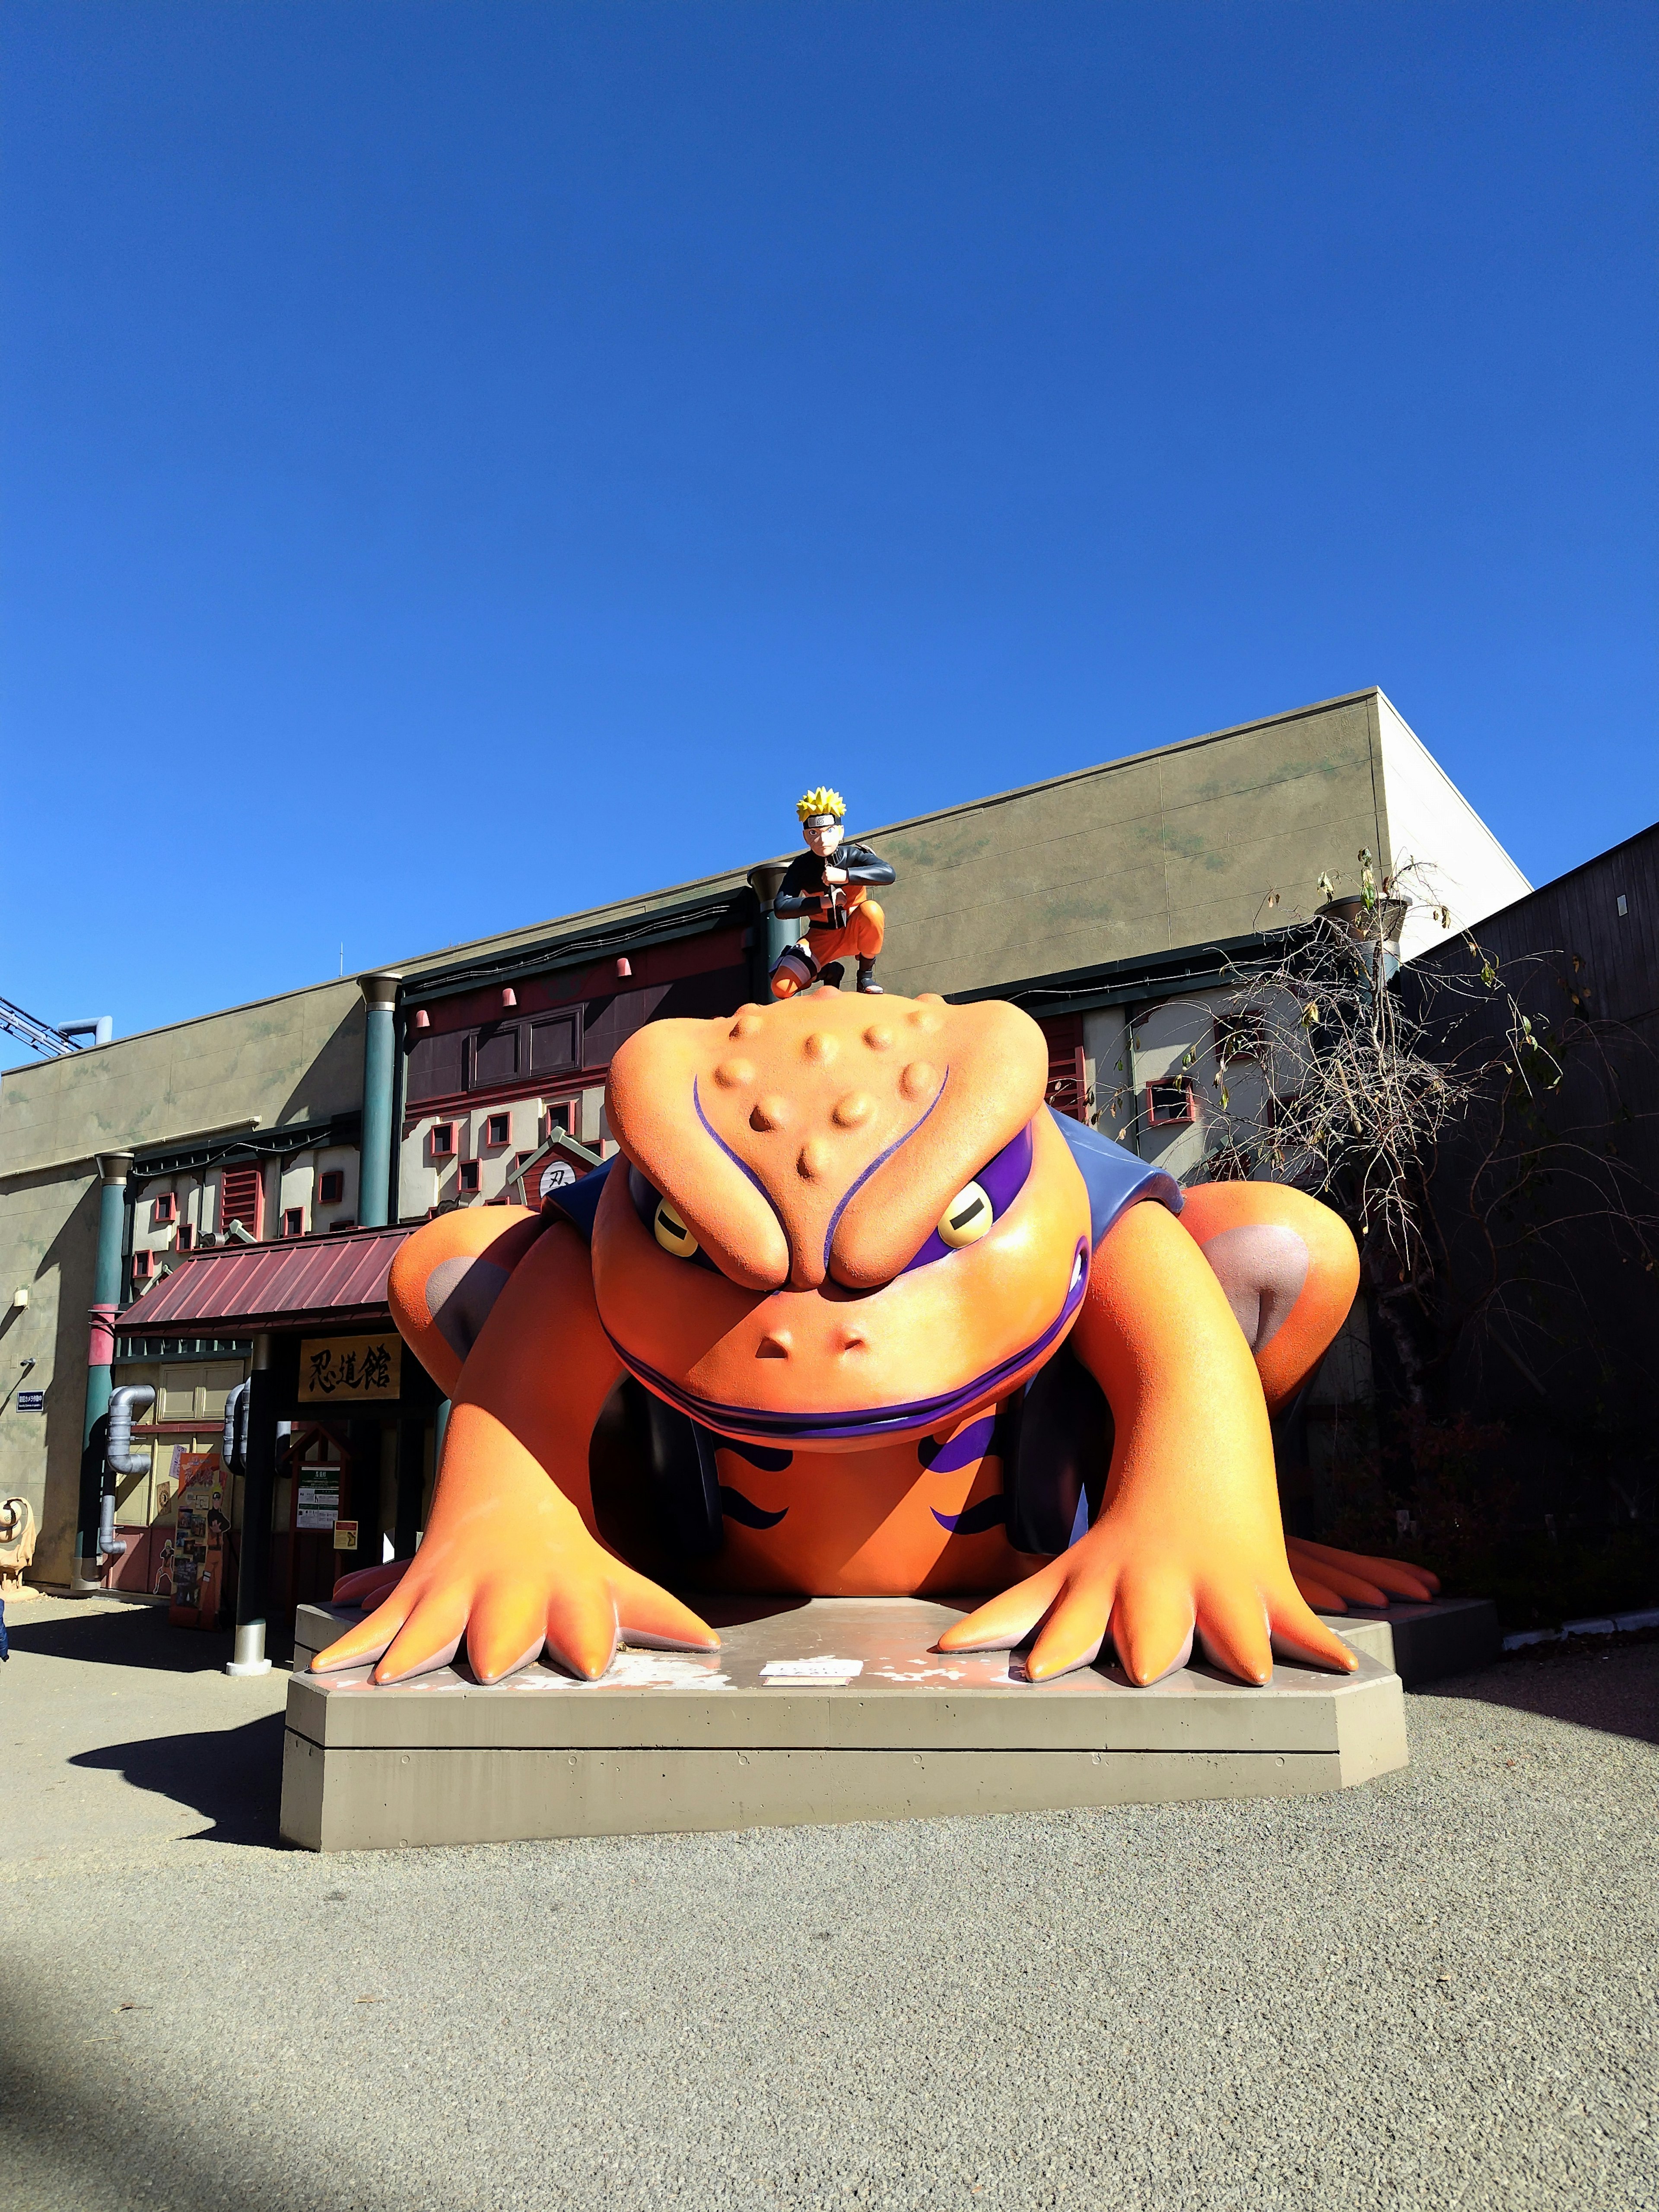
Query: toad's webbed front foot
xmin=312 ymin=1405 xmax=718 ymax=1683
xmin=312 ymin=1206 xmax=718 ymax=1686
xmin=941 ymin=1198 xmax=1358 ymax=1685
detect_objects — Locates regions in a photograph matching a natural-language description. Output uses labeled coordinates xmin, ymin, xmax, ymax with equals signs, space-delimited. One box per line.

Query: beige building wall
xmin=866 ymin=689 xmax=1529 ymax=998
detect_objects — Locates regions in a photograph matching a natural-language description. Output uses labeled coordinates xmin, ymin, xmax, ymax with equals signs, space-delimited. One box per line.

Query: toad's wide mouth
xmin=607 ymin=1236 xmax=1090 ymax=1445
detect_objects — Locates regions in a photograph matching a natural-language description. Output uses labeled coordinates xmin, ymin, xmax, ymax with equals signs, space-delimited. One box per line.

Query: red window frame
xmin=486 ymin=1112 xmax=512 ymax=1148
xmin=176 ymin=1224 xmax=195 ymax=1252
xmin=281 ymin=1206 xmax=305 ymax=1238
xmin=318 ymin=1169 xmax=346 ymax=1205
xmin=131 ymin=1249 xmax=154 ymax=1281
xmin=1144 ymin=1079 xmax=1197 ymax=1128
xmin=153 ymin=1192 xmax=177 ymax=1226
xmin=430 ymin=1122 xmax=456 ymax=1159
xmin=458 ymin=1160 xmax=482 ymax=1195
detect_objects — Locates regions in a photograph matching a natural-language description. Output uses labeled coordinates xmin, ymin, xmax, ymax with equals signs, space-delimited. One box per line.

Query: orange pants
xmin=807 ymin=896 xmax=884 ymax=967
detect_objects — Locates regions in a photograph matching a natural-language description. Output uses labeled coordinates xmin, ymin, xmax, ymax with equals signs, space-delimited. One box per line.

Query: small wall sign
xmin=298 ymin=1334 xmax=402 ymax=1402
xmin=15 ymin=1390 xmax=44 ymax=1412
xmin=296 ymin=1474 xmax=340 ymax=1532
xmin=332 ymin=1519 xmax=360 ymax=1552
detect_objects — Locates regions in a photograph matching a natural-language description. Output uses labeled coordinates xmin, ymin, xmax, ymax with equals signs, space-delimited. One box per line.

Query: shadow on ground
xmin=70 ymin=1711 xmax=287 ymax=1847
xmin=0 ymin=2025 xmax=381 ymax=2212
xmin=1417 ymin=1633 xmax=1659 ymax=1747
xmin=4 ymin=1601 xmax=293 ymax=1674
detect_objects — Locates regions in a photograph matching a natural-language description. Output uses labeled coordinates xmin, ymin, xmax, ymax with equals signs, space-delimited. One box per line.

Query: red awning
xmin=117 ymin=1224 xmax=415 ymax=1335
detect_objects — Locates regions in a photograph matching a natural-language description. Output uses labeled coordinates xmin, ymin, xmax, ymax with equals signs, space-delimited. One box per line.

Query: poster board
xmin=165 ymin=1449 xmax=230 ymax=1630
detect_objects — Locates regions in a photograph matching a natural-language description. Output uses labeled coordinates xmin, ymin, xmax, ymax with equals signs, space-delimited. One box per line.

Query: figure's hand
xmin=823 ymin=863 xmax=848 ymax=884
xmin=939 ymin=1499 xmax=1357 ymax=1685
xmin=1284 ymin=1537 xmax=1440 ymax=1612
xmin=311 ymin=1408 xmax=717 ymax=1685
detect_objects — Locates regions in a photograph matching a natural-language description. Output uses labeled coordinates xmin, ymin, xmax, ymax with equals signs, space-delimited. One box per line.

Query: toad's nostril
xmin=839 ymin=1328 xmax=868 ymax=1353
xmin=756 ymin=1333 xmax=791 ymax=1360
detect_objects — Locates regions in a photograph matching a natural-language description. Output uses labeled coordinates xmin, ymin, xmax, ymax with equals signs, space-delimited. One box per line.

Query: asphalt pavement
xmin=1 ymin=1593 xmax=1654 ymax=2212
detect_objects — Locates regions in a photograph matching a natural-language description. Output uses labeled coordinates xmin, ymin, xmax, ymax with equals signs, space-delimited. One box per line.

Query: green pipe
xmin=75 ymin=1151 xmax=132 ymax=1589
xmin=357 ymin=972 xmax=401 ymax=1229
xmin=746 ymin=865 xmax=800 ymax=1002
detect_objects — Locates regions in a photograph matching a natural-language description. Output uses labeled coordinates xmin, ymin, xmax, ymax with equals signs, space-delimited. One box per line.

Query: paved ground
xmin=0 ymin=1595 xmax=1654 ymax=2212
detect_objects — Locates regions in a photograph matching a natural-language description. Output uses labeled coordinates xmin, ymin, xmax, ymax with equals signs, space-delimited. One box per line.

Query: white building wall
xmin=1375 ymin=693 xmax=1532 ymax=960
xmin=1083 ymin=1007 xmax=1131 ymax=1141
xmin=394 ymin=1083 xmax=612 ymax=1221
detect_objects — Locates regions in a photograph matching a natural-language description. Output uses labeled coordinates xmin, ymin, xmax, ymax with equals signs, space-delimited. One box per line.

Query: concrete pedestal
xmin=1330 ymin=1598 xmax=1501 ymax=1688
xmin=280 ymin=1597 xmax=1408 ymax=1852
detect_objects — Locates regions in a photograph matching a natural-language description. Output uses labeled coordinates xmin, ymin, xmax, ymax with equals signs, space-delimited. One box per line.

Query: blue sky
xmin=3 ymin=1 xmax=1654 ymax=1044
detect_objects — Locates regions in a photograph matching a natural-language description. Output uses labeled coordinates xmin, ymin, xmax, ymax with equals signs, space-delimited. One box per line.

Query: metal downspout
xmin=226 ymin=1337 xmax=274 ymax=1675
xmin=98 ymin=1384 xmax=155 ymax=1564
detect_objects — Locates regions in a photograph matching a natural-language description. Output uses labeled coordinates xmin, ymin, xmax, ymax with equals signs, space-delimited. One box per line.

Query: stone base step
xmin=281 ymin=1595 xmax=1409 ymax=1852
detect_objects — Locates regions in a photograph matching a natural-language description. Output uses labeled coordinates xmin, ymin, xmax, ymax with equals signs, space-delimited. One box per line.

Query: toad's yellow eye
xmin=653 ymin=1198 xmax=699 ymax=1259
xmin=936 ymin=1181 xmax=993 ymax=1249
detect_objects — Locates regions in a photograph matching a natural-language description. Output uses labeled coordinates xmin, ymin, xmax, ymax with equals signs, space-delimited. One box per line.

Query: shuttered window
xmin=219 ymin=1165 xmax=264 ymax=1239
xmin=1037 ymin=1013 xmax=1090 ymax=1124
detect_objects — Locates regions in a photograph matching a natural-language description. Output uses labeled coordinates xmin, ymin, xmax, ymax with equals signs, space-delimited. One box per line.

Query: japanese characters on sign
xmin=297 ymin=1334 xmax=402 ymax=1403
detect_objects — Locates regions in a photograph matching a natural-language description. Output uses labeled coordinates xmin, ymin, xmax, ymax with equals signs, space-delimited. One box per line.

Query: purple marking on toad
xmin=918 ymin=1415 xmax=997 ymax=1475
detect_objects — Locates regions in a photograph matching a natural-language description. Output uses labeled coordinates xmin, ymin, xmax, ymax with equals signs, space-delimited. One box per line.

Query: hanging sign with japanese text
xmin=298 ymin=1334 xmax=402 ymax=1403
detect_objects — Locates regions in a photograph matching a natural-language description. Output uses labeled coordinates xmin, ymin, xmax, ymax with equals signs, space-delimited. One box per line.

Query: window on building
xmin=1145 ymin=1080 xmax=1197 ymax=1128
xmin=219 ymin=1164 xmax=264 ymax=1240
xmin=282 ymin=1206 xmax=305 ymax=1237
xmin=547 ymin=1101 xmax=573 ymax=1138
xmin=486 ymin=1112 xmax=511 ymax=1147
xmin=153 ymin=1192 xmax=177 ymax=1226
xmin=328 ymin=1218 xmax=357 ymax=1232
xmin=458 ymin=1160 xmax=481 ymax=1195
xmin=177 ymin=1224 xmax=195 ymax=1251
xmin=318 ymin=1169 xmax=346 ymax=1205
xmin=431 ymin=1122 xmax=456 ymax=1159
xmin=131 ymin=1250 xmax=154 ymax=1282
xmin=1214 ymin=1007 xmax=1268 ymax=1065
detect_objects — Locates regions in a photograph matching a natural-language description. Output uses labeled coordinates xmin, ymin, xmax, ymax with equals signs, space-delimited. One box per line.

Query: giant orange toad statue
xmin=315 ymin=990 xmax=1435 ymax=1690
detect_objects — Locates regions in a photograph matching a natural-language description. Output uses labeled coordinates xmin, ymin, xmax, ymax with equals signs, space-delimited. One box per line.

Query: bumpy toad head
xmin=594 ymin=992 xmax=1091 ymax=1449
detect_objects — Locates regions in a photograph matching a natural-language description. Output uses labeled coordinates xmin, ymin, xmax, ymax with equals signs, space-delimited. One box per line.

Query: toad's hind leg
xmin=387 ymin=1204 xmax=551 ymax=1398
xmin=1179 ymin=1182 xmax=1439 ymax=1611
xmin=1177 ymin=1181 xmax=1359 ymax=1413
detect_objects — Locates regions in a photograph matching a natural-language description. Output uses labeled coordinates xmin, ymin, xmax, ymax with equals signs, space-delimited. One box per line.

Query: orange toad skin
xmin=318 ymin=989 xmax=1435 ymax=1691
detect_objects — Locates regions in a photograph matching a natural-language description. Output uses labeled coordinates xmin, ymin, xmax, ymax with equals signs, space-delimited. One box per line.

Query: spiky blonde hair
xmin=796 ymin=786 xmax=846 ymax=823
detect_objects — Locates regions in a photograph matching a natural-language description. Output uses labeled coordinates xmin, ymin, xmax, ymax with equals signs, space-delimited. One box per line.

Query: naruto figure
xmin=769 ymin=787 xmax=896 ymax=998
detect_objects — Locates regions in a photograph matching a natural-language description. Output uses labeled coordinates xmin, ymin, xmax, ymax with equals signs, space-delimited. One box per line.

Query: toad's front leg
xmin=939 ymin=1199 xmax=1356 ymax=1685
xmin=312 ymin=1218 xmax=717 ymax=1684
